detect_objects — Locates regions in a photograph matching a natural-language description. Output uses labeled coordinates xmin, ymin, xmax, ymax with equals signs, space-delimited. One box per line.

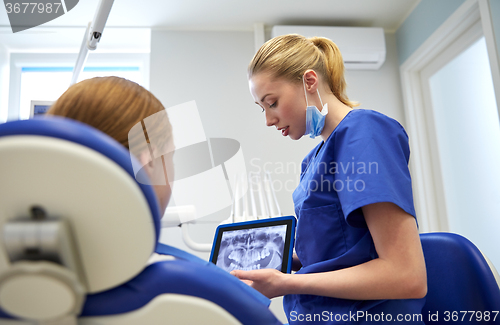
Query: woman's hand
xmin=231 ymin=268 xmax=290 ymax=299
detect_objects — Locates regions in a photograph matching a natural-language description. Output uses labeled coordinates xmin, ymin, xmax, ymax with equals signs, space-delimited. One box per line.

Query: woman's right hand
xmin=231 ymin=268 xmax=291 ymax=299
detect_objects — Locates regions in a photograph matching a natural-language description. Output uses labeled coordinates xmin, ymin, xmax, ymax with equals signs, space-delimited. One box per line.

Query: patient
xmin=44 ymin=77 xmax=280 ymax=324
xmin=47 ymin=76 xmax=174 ymax=212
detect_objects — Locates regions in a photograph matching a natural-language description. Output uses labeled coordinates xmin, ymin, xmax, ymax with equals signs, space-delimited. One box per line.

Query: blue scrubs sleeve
xmin=333 ymin=111 xmax=416 ymax=228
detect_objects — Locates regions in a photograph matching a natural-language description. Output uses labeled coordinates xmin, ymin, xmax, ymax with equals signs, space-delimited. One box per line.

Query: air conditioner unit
xmin=271 ymin=26 xmax=386 ymax=70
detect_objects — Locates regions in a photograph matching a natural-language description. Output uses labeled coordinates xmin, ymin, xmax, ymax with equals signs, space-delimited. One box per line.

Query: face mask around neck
xmin=303 ymin=76 xmax=328 ymax=139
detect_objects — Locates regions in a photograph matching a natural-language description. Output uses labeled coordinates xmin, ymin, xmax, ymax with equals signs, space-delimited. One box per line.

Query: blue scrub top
xmin=283 ymin=109 xmax=425 ymax=324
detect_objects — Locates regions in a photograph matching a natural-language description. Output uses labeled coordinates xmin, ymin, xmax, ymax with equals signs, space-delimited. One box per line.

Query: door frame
xmin=399 ymin=0 xmax=500 ymax=232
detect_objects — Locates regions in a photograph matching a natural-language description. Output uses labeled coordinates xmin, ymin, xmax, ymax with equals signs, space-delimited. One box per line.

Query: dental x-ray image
xmin=216 ymin=225 xmax=287 ymax=272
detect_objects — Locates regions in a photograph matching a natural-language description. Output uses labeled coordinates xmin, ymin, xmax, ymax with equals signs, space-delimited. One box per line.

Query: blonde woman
xmin=232 ymin=34 xmax=427 ymax=324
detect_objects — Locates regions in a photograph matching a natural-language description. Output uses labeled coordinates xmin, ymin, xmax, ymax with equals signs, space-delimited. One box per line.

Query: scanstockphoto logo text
xmin=249 ymin=157 xmax=379 ymax=193
xmin=3 ymin=0 xmax=79 ymax=33
xmin=289 ymin=310 xmax=423 ymax=323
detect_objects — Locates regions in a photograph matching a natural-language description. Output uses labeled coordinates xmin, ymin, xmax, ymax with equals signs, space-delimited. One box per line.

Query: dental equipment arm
xmin=181 ymin=224 xmax=212 ymax=252
xmin=70 ymin=0 xmax=115 ymax=85
xmin=162 ymin=206 xmax=212 ymax=252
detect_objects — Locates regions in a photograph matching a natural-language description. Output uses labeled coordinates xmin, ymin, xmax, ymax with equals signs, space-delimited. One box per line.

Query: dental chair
xmin=0 ymin=117 xmax=282 ymax=325
xmin=420 ymin=232 xmax=500 ymax=324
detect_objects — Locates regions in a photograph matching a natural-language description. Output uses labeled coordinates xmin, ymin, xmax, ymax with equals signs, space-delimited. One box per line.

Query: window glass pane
xmin=19 ymin=67 xmax=142 ymax=120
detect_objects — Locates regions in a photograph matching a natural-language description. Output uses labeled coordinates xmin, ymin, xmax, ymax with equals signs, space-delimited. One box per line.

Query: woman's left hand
xmin=231 ymin=268 xmax=290 ymax=299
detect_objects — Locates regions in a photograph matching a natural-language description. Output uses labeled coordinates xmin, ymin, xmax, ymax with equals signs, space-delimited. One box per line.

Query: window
xmin=7 ymin=53 xmax=150 ymax=121
xmin=19 ymin=66 xmax=142 ymax=120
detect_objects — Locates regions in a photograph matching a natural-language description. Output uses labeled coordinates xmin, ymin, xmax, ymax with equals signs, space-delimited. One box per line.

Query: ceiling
xmin=0 ymin=0 xmax=420 ymax=51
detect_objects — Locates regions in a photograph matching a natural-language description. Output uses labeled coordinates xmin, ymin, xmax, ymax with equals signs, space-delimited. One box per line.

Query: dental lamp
xmin=70 ymin=0 xmax=115 ymax=85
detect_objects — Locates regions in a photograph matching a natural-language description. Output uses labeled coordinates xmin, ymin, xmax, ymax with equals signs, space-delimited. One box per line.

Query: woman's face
xmin=249 ymin=72 xmax=307 ymax=140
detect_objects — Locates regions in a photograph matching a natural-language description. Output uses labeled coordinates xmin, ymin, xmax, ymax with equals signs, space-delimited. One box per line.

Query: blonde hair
xmin=47 ymin=76 xmax=172 ymax=153
xmin=248 ymin=34 xmax=358 ymax=108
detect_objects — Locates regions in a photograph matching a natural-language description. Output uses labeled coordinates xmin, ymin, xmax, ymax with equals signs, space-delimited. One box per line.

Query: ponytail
xmin=248 ymin=34 xmax=359 ymax=108
xmin=310 ymin=37 xmax=358 ymax=107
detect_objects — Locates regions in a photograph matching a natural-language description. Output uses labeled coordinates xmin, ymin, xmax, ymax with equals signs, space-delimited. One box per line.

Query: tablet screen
xmin=210 ymin=216 xmax=296 ymax=273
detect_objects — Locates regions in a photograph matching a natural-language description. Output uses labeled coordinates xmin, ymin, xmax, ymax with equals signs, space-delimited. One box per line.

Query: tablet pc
xmin=209 ymin=216 xmax=296 ymax=273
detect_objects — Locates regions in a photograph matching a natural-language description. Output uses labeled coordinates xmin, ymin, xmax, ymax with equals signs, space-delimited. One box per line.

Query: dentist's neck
xmin=319 ymin=92 xmax=353 ymax=142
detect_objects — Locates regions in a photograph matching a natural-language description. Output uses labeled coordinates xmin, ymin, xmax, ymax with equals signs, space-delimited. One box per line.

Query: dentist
xmin=232 ymin=34 xmax=427 ymax=324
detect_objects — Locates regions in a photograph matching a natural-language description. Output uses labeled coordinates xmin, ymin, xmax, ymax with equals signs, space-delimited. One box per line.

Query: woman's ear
xmin=303 ymin=69 xmax=319 ymax=93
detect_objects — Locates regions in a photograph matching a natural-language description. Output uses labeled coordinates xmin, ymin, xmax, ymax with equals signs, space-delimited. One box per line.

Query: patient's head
xmin=47 ymin=76 xmax=174 ymax=213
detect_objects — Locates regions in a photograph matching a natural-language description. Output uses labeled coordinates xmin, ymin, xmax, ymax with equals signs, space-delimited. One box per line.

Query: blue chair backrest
xmin=420 ymin=232 xmax=500 ymax=324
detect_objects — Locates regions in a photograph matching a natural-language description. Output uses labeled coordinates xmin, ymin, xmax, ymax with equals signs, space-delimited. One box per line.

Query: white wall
xmin=0 ymin=45 xmax=9 ymax=123
xmin=346 ymin=33 xmax=406 ymax=126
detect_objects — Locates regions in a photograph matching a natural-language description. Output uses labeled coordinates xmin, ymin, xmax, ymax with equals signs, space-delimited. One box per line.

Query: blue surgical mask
xmin=303 ymin=77 xmax=328 ymax=139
